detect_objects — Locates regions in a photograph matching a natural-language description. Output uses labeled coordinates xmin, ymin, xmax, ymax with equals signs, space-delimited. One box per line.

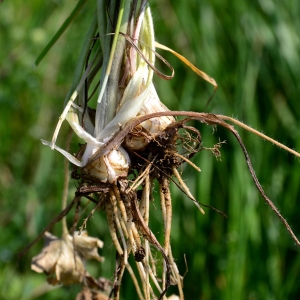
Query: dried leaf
xmin=76 ymin=287 xmax=108 ymax=300
xmin=72 ymin=230 xmax=104 ymax=261
xmin=31 ymin=231 xmax=104 ymax=285
xmin=155 ymin=41 xmax=217 ymax=89
xmin=84 ymin=275 xmax=112 ymax=291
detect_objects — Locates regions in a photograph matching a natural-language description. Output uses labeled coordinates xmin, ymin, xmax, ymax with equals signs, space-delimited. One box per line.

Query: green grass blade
xmin=34 ymin=0 xmax=87 ymax=67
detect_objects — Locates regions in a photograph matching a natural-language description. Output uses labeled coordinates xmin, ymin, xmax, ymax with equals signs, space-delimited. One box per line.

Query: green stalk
xmin=95 ymin=0 xmax=132 ymax=136
xmin=64 ymin=15 xmax=98 ymax=107
xmin=96 ymin=0 xmax=107 ymax=53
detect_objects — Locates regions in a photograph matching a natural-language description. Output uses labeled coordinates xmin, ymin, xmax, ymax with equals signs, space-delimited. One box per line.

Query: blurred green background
xmin=1 ymin=0 xmax=300 ymax=299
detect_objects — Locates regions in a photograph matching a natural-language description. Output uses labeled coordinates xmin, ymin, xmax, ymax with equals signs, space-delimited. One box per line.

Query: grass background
xmin=0 ymin=0 xmax=300 ymax=299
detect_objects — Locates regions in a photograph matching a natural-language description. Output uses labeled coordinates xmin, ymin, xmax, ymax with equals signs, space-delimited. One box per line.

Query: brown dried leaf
xmin=84 ymin=275 xmax=112 ymax=291
xmin=31 ymin=232 xmax=61 ymax=274
xmin=76 ymin=287 xmax=108 ymax=300
xmin=72 ymin=230 xmax=104 ymax=261
xmin=31 ymin=231 xmax=104 ymax=285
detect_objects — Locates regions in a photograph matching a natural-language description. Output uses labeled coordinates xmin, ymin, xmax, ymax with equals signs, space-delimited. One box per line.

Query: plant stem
xmin=95 ymin=0 xmax=132 ymax=136
xmin=62 ymin=129 xmax=73 ymax=236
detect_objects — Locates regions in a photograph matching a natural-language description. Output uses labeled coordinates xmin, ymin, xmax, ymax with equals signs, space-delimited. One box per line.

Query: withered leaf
xmin=71 ymin=230 xmax=104 ymax=262
xmin=76 ymin=287 xmax=108 ymax=300
xmin=31 ymin=231 xmax=104 ymax=285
